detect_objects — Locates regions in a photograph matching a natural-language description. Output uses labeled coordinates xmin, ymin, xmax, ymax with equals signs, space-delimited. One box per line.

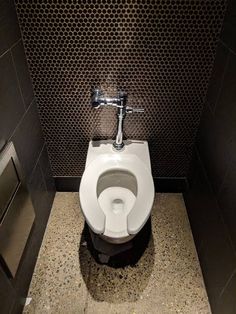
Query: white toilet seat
xmin=98 ymin=186 xmax=136 ymax=238
xmin=79 ymin=153 xmax=154 ymax=238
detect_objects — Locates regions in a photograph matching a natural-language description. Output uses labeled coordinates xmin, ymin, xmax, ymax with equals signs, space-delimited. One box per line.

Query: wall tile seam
xmin=205 ymin=73 xmax=235 ymax=196
xmin=215 ymin=159 xmax=236 ymax=256
xmin=10 ymin=40 xmax=28 ymax=110
xmin=39 ymin=130 xmax=55 ymax=179
xmin=220 ymin=38 xmax=236 ymax=56
xmin=212 ymin=45 xmax=231 ymax=114
xmin=33 ymin=97 xmax=51 ymax=155
xmin=219 ymin=267 xmax=236 ymax=298
xmin=7 ymin=97 xmax=46 ymax=181
xmin=185 ymin=62 xmax=215 ymax=175
xmin=28 ymin=142 xmax=46 ymax=184
xmin=0 ymin=38 xmax=22 ymax=59
xmin=215 ymin=161 xmax=231 ymax=199
xmin=184 ymin=143 xmax=196 ymax=177
xmin=8 ymin=96 xmax=35 ymax=142
xmin=18 ymin=33 xmax=37 ymax=104
xmin=39 ymin=152 xmax=54 ymax=197
xmin=196 ymin=147 xmax=236 ymax=259
xmin=205 ymin=100 xmax=234 ymax=148
xmin=207 ymin=99 xmax=215 ymax=116
xmin=216 ymin=146 xmax=235 ymax=196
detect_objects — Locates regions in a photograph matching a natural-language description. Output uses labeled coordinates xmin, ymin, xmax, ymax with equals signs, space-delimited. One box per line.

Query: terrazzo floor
xmin=23 ymin=193 xmax=211 ymax=314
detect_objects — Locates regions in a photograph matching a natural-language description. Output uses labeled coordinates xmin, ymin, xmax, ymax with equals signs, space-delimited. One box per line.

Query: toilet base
xmin=83 ymin=218 xmax=151 ymax=267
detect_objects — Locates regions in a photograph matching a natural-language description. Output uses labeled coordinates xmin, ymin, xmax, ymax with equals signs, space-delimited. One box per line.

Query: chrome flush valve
xmin=91 ymin=88 xmax=144 ymax=150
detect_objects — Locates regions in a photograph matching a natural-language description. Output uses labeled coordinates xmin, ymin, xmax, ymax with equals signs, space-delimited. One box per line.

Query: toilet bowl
xmin=79 ymin=140 xmax=155 ymax=244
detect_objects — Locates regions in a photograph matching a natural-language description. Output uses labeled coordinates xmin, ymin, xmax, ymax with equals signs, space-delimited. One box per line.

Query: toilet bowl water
xmin=98 ymin=187 xmax=136 ymax=238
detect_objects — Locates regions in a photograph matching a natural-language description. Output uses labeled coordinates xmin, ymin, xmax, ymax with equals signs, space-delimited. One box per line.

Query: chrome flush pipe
xmin=91 ymin=89 xmax=144 ymax=150
xmin=113 ymin=93 xmax=127 ymax=150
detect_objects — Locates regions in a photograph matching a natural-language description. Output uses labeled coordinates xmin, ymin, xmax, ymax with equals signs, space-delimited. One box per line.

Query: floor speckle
xmin=23 ymin=193 xmax=211 ymax=314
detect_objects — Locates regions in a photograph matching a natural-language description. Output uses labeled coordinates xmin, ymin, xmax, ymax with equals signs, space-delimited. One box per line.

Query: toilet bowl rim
xmin=79 ymin=153 xmax=154 ymax=236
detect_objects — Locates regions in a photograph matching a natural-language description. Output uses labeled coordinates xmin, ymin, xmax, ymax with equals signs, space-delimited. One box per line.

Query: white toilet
xmin=79 ymin=139 xmax=155 ymax=245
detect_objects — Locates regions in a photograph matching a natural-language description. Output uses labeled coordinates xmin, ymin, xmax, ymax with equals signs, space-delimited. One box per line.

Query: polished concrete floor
xmin=24 ymin=193 xmax=211 ymax=314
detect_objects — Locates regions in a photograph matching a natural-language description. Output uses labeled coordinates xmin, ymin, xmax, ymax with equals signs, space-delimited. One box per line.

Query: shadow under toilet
xmin=79 ymin=219 xmax=155 ymax=303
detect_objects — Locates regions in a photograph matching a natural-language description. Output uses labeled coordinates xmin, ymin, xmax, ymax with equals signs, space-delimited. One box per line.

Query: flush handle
xmin=126 ymin=106 xmax=145 ymax=113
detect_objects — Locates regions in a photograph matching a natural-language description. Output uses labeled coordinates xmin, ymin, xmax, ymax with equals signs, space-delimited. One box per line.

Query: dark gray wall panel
xmin=0 ymin=52 xmax=25 ymax=148
xmin=221 ymin=0 xmax=236 ymax=52
xmin=39 ymin=146 xmax=56 ymax=196
xmin=196 ymin=48 xmax=236 ymax=253
xmin=0 ymin=267 xmax=16 ymax=313
xmin=184 ymin=151 xmax=236 ymax=314
xmin=217 ymin=159 xmax=236 ymax=247
xmin=214 ymin=51 xmax=236 ymax=139
xmin=197 ymin=105 xmax=233 ymax=194
xmin=11 ymin=40 xmax=34 ymax=109
xmin=0 ymin=0 xmax=55 ymax=312
xmin=206 ymin=42 xmax=229 ymax=111
xmin=185 ymin=0 xmax=236 ymax=312
xmin=12 ymin=100 xmax=44 ymax=178
xmin=0 ymin=0 xmax=21 ymax=56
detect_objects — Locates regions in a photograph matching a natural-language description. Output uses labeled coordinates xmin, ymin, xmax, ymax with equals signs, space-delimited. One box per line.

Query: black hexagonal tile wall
xmin=15 ymin=0 xmax=227 ymax=177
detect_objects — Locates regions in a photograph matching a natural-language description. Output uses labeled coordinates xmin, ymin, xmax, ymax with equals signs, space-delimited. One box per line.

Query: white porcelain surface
xmin=79 ymin=140 xmax=155 ymax=239
xmin=98 ymin=187 xmax=136 ymax=238
xmin=85 ymin=140 xmax=152 ymax=170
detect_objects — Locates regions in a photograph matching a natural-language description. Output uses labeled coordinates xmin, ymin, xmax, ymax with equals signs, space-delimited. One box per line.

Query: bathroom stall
xmin=0 ymin=0 xmax=235 ymax=313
